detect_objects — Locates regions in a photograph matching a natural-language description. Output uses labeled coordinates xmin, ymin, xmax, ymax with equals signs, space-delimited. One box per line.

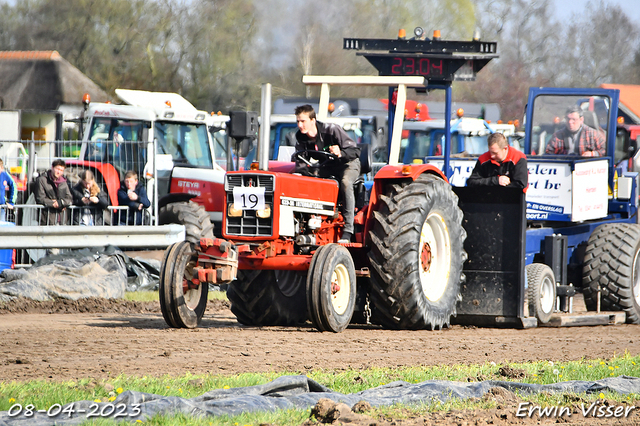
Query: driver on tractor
xmin=293 ymin=104 xmax=361 ymax=243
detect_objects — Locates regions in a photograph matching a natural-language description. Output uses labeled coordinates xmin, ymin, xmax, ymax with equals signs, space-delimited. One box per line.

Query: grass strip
xmin=1 ymin=353 xmax=639 ymax=425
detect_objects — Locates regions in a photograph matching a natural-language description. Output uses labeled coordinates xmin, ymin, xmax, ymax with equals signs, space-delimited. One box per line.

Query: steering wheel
xmin=292 ymin=149 xmax=338 ymax=170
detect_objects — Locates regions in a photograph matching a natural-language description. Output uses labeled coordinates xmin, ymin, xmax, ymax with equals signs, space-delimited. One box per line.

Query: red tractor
xmin=159 ymin=76 xmax=469 ymax=332
xmin=159 ymin=31 xmax=499 ymax=331
xmin=160 ymin=140 xmax=466 ymax=332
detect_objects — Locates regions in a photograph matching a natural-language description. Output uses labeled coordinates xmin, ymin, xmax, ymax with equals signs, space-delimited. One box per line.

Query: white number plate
xmin=233 ymin=187 xmax=266 ymax=210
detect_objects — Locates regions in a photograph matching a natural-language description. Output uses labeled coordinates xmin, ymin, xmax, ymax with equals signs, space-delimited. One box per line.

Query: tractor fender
xmin=364 ymin=164 xmax=449 ymax=241
xmin=158 ymin=193 xmax=197 ymax=210
xmin=373 ymin=163 xmax=447 ymax=182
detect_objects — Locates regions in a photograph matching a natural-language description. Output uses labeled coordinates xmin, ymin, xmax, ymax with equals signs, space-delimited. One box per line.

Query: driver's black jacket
xmin=293 ymin=121 xmax=360 ymax=174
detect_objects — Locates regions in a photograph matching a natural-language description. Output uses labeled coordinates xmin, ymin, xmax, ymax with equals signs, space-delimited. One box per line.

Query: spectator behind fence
xmin=71 ymin=170 xmax=108 ymax=225
xmin=34 ymin=159 xmax=73 ymax=225
xmin=117 ymin=171 xmax=150 ymax=225
xmin=0 ymin=159 xmax=16 ymax=222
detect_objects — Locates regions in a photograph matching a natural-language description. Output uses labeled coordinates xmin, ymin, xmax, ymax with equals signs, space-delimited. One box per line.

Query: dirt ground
xmin=1 ymin=295 xmax=640 ymax=425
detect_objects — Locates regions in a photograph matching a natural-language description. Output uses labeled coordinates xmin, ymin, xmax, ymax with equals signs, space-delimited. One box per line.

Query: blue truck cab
xmin=422 ymin=87 xmax=640 ymax=326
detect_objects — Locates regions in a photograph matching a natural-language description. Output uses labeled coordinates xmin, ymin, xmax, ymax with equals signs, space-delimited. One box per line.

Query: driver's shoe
xmin=338 ymin=232 xmax=352 ymax=244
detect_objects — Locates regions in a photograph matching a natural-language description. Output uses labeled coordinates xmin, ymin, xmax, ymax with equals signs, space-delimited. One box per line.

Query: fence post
xmin=153 ymin=138 xmax=158 ymax=226
xmin=29 ymin=141 xmax=36 ymax=184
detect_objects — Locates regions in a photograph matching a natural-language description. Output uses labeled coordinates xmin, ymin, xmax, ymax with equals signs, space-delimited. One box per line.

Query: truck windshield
xmin=529 ymin=95 xmax=610 ymax=156
xmin=85 ymin=118 xmax=148 ymax=175
xmin=155 ymin=121 xmax=213 ymax=168
xmin=88 ymin=118 xmax=145 ymax=142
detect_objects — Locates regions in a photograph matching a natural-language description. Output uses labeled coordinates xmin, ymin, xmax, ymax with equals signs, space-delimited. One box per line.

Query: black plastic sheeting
xmin=1 ymin=374 xmax=639 ymax=425
xmin=0 ymin=246 xmax=161 ymax=302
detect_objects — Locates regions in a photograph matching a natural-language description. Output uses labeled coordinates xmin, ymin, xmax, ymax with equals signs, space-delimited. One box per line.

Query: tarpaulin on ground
xmin=0 ymin=246 xmax=160 ymax=302
xmin=1 ymin=374 xmax=639 ymax=425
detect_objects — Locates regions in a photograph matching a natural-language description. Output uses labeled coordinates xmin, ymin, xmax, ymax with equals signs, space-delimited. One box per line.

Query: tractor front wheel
xmin=159 ymin=241 xmax=208 ymax=328
xmin=306 ymin=244 xmax=356 ymax=332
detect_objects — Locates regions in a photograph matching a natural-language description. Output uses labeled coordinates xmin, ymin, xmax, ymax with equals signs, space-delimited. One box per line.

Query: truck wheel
xmin=227 ymin=269 xmax=307 ymax=326
xmin=582 ymin=223 xmax=640 ymax=324
xmin=159 ymin=201 xmax=214 ymax=244
xmin=368 ymin=174 xmax=466 ymax=330
xmin=526 ymin=263 xmax=556 ymax=324
xmin=159 ymin=241 xmax=208 ymax=328
xmin=306 ymin=244 xmax=356 ymax=333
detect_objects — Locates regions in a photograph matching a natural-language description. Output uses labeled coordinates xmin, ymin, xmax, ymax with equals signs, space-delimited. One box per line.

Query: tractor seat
xmin=358 ymin=143 xmax=372 ymax=175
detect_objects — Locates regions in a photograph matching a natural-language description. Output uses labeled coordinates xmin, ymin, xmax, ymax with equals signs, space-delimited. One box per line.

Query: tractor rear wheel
xmin=306 ymin=244 xmax=356 ymax=332
xmin=159 ymin=201 xmax=214 ymax=244
xmin=368 ymin=174 xmax=466 ymax=330
xmin=526 ymin=263 xmax=556 ymax=324
xmin=582 ymin=223 xmax=640 ymax=324
xmin=159 ymin=241 xmax=208 ymax=328
xmin=227 ymin=270 xmax=307 ymax=326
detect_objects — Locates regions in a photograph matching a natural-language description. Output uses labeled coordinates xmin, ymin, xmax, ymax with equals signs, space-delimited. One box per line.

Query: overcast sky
xmin=553 ymin=0 xmax=640 ymax=22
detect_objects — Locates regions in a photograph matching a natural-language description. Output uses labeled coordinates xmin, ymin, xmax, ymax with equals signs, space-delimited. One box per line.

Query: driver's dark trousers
xmin=321 ymin=158 xmax=360 ymax=234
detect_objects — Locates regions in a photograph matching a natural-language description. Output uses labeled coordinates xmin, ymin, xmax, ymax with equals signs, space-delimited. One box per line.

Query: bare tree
xmin=554 ymin=0 xmax=640 ymax=86
xmin=1 ymin=0 xmax=639 ymax=115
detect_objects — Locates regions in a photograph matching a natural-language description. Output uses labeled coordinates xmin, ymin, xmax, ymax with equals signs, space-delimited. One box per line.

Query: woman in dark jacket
xmin=117 ymin=170 xmax=151 ymax=225
xmin=71 ymin=169 xmax=109 ymax=225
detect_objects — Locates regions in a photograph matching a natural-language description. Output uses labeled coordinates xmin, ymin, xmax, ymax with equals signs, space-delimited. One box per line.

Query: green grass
xmin=1 ymin=353 xmax=640 ymax=425
xmin=124 ymin=290 xmax=228 ymax=302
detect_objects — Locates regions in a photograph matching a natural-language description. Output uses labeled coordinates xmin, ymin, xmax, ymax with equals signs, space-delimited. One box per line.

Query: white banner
xmin=571 ymin=160 xmax=608 ymax=221
xmin=426 ymin=158 xmax=610 ymax=221
xmin=526 ymin=162 xmax=573 ymax=219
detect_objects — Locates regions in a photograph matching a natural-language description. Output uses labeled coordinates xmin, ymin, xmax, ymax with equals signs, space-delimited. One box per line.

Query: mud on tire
xmin=582 ymin=223 xmax=640 ymax=324
xmin=368 ymin=174 xmax=466 ymax=330
xmin=227 ymin=270 xmax=307 ymax=326
xmin=159 ymin=201 xmax=214 ymax=244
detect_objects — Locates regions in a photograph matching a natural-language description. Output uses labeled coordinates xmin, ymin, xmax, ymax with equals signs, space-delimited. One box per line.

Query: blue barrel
xmin=0 ymin=221 xmax=15 ymax=272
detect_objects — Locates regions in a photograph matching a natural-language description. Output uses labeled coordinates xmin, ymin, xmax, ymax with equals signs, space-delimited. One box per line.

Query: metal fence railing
xmin=0 ymin=139 xmax=185 ymax=267
xmin=0 ymin=139 xmax=156 ymax=223
xmin=0 ymin=204 xmax=152 ymax=227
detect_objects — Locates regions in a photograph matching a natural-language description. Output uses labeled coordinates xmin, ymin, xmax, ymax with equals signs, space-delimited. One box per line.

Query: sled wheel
xmin=227 ymin=269 xmax=307 ymax=326
xmin=583 ymin=223 xmax=640 ymax=324
xmin=306 ymin=244 xmax=356 ymax=332
xmin=368 ymin=174 xmax=466 ymax=329
xmin=159 ymin=241 xmax=207 ymax=328
xmin=526 ymin=263 xmax=556 ymax=324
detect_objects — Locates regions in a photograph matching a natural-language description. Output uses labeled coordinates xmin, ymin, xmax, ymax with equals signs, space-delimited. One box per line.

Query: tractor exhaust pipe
xmin=259 ymin=83 xmax=272 ymax=171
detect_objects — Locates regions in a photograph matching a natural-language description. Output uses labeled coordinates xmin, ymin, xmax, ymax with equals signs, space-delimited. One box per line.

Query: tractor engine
xmin=222 ymin=171 xmax=341 ymax=252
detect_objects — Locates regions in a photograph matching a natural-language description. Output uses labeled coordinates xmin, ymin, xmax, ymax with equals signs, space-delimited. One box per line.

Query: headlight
xmin=256 ymin=205 xmax=271 ymax=218
xmin=228 ymin=203 xmax=242 ymax=217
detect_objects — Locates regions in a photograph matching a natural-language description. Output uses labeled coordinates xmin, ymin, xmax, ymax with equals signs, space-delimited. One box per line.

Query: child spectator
xmin=117 ymin=171 xmax=150 ymax=225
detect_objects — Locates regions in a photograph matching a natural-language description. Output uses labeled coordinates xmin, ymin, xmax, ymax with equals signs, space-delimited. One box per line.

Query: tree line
xmin=0 ymin=0 xmax=638 ymax=120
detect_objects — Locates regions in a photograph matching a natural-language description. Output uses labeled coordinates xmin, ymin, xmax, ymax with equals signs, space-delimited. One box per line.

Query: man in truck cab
xmin=294 ymin=104 xmax=361 ymax=243
xmin=467 ymin=132 xmax=528 ymax=190
xmin=544 ymin=106 xmax=605 ymax=157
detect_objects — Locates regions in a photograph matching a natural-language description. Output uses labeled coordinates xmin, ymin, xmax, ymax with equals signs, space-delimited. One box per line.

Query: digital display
xmin=362 ymin=54 xmax=470 ymax=82
xmin=390 ymin=57 xmax=444 ymax=77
